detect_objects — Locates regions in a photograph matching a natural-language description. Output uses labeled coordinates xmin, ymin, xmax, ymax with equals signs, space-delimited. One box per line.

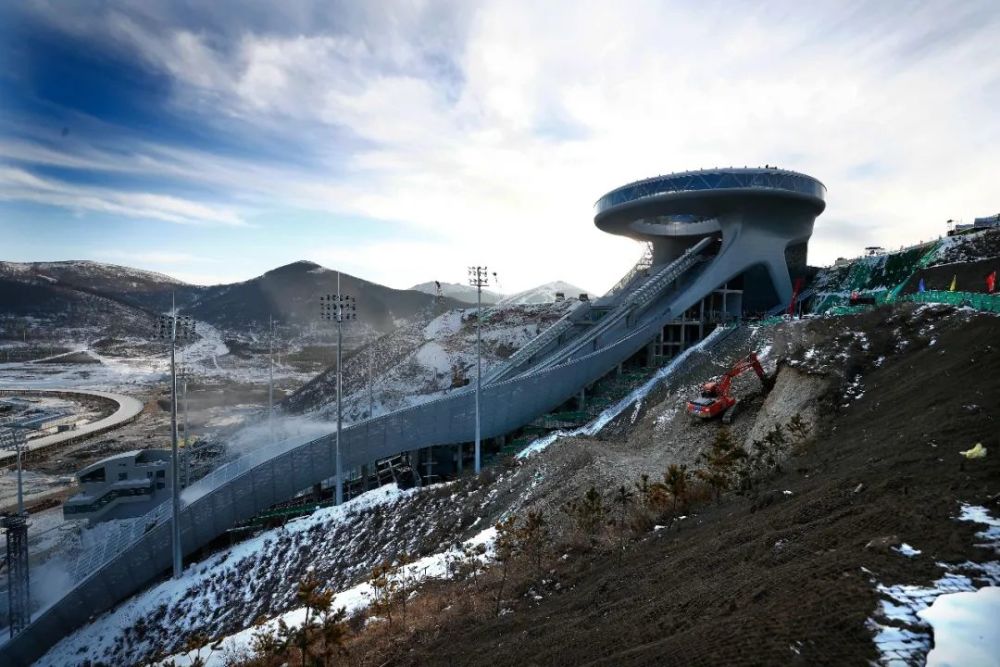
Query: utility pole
xmin=180 ymin=350 xmax=191 ymax=487
xmin=320 ymin=274 xmax=356 ymax=504
xmin=268 ymin=314 xmax=275 ymax=435
xmin=367 ymin=340 xmax=374 ymax=419
xmin=468 ymin=266 xmax=492 ymax=474
xmin=1 ymin=425 xmax=29 ymax=638
xmin=155 ymin=302 xmax=195 ymax=580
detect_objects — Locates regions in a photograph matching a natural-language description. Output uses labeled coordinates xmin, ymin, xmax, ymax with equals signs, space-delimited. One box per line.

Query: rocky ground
xmin=29 ymin=302 xmax=999 ymax=667
xmin=379 ymin=304 xmax=1000 ymax=666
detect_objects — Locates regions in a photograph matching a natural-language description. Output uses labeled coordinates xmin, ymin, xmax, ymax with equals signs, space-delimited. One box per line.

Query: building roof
xmin=594 ymin=167 xmax=826 ymax=218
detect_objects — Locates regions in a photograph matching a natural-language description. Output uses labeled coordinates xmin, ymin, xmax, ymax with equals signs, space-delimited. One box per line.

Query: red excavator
xmin=686 ymin=352 xmax=772 ymax=423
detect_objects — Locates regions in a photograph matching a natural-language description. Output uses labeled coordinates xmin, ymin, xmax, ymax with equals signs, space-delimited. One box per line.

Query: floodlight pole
xmin=336 ymin=273 xmax=344 ymax=504
xmin=468 ymin=266 xmax=491 ymax=474
xmin=320 ymin=275 xmax=356 ymax=505
xmin=13 ymin=431 xmax=24 ymax=515
xmin=156 ymin=299 xmax=193 ymax=581
xmin=268 ymin=314 xmax=274 ymax=434
xmin=168 ymin=308 xmax=181 ymax=580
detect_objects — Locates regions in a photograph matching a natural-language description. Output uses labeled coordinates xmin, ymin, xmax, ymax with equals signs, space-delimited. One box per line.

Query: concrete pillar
xmin=361 ymin=464 xmax=370 ymax=492
xmin=410 ymin=451 xmax=422 ymax=487
xmin=424 ymin=447 xmax=433 ymax=484
xmin=456 ymin=443 xmax=463 ymax=474
xmin=578 ymin=389 xmax=586 ymax=411
xmin=699 ymin=297 xmax=705 ymax=340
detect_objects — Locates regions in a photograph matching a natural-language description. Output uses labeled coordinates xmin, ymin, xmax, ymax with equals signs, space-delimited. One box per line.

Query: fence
xmin=901 ymin=290 xmax=1000 ymax=313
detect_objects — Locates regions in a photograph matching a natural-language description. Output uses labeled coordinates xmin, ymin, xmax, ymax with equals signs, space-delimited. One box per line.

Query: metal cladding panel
xmin=210 ymin=479 xmax=238 ymax=532
xmin=250 ymin=464 xmax=276 ymax=512
xmin=229 ymin=475 xmax=253 ymax=519
xmin=270 ymin=450 xmax=297 ymax=500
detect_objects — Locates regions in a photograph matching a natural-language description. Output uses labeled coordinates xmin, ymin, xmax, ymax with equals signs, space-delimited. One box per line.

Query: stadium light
xmin=468 ymin=266 xmax=492 ymax=474
xmin=320 ymin=273 xmax=357 ymax=504
xmin=154 ymin=304 xmax=195 ymax=580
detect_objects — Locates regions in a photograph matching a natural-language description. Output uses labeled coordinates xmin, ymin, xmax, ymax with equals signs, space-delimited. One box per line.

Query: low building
xmin=973 ymin=213 xmax=999 ymax=228
xmin=63 ymin=450 xmax=173 ymax=524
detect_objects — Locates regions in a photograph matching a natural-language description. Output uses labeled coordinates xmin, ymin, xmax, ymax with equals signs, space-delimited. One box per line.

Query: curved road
xmin=0 ymin=389 xmax=145 ymax=462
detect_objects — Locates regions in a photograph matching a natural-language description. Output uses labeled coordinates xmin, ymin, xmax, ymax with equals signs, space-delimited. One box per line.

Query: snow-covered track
xmin=0 ymin=388 xmax=144 ymax=463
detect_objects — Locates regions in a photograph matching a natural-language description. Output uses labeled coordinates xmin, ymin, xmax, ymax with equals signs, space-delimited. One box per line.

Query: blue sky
xmin=1 ymin=1 xmax=998 ymax=291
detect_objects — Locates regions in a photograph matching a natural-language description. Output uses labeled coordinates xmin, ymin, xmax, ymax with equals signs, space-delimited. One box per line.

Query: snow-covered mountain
xmin=0 ymin=259 xmax=462 ymax=338
xmin=500 ymin=281 xmax=594 ymax=305
xmin=410 ymin=280 xmax=593 ymax=305
xmin=408 ymin=281 xmax=501 ymax=305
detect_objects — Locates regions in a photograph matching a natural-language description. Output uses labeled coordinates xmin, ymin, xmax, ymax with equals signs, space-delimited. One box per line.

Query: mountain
xmin=0 ymin=261 xmax=186 ymax=337
xmin=499 ymin=281 xmax=594 ymax=305
xmin=408 ymin=281 xmax=501 ymax=305
xmin=185 ymin=261 xmax=462 ymax=333
xmin=0 ymin=259 xmax=461 ymax=338
xmin=410 ymin=280 xmax=594 ymax=305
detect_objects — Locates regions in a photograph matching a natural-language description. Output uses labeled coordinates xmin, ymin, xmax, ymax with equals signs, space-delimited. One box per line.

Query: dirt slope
xmin=388 ymin=305 xmax=1000 ymax=666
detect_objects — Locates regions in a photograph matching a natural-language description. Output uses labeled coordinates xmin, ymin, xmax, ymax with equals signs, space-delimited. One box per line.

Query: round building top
xmin=594 ymin=167 xmax=826 ymax=240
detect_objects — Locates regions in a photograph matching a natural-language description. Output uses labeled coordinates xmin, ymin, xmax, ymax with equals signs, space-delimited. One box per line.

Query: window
xmin=118 ymin=472 xmax=127 ymax=481
xmin=79 ymin=468 xmax=106 ymax=484
xmin=156 ymin=470 xmax=165 ymax=479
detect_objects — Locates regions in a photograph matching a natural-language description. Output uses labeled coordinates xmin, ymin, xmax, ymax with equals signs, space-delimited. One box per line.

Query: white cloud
xmin=6 ymin=0 xmax=1000 ymax=290
xmin=0 ymin=167 xmax=247 ymax=227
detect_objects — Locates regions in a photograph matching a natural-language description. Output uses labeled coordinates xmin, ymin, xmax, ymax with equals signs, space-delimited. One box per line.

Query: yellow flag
xmin=949 ymin=275 xmax=957 ymax=291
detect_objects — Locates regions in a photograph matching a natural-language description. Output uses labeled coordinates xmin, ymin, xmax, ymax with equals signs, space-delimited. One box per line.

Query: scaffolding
xmin=2 ymin=423 xmax=30 ymax=638
xmin=2 ymin=513 xmax=29 ymax=638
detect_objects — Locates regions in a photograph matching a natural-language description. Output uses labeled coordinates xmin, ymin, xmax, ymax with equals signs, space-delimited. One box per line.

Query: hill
xmin=0 ymin=259 xmax=458 ymax=341
xmin=410 ymin=280 xmax=594 ymax=305
xmin=500 ymin=280 xmax=594 ymax=305
xmin=36 ymin=303 xmax=1000 ymax=666
xmin=409 ymin=281 xmax=501 ymax=305
xmin=184 ymin=261 xmax=460 ymax=333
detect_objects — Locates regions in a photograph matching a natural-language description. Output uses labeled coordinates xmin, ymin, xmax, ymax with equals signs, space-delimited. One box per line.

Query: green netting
xmin=884 ymin=241 xmax=942 ymax=303
xmin=812 ymin=241 xmax=941 ymax=313
xmin=902 ymin=290 xmax=1000 ymax=313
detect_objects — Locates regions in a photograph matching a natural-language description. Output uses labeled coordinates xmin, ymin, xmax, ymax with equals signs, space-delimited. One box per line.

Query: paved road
xmin=0 ymin=388 xmax=145 ymax=462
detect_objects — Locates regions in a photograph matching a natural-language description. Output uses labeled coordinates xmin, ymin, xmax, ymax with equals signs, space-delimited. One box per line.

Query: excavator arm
xmin=687 ymin=352 xmax=771 ymax=420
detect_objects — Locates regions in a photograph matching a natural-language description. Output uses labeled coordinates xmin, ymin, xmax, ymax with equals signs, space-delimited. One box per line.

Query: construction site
xmin=1 ymin=169 xmax=998 ymax=667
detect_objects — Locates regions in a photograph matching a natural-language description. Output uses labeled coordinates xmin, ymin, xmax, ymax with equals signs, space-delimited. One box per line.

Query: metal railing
xmin=604 ymin=242 xmax=653 ymax=298
xmin=482 ymin=301 xmax=589 ymax=384
xmin=528 ymin=237 xmax=713 ymax=373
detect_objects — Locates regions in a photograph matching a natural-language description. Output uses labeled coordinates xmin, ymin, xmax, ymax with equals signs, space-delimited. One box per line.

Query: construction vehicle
xmin=686 ymin=352 xmax=772 ymax=423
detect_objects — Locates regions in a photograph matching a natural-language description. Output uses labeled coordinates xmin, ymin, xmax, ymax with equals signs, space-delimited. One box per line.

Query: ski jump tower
xmin=594 ymin=167 xmax=826 ymax=315
xmin=0 ymin=167 xmax=826 ymax=666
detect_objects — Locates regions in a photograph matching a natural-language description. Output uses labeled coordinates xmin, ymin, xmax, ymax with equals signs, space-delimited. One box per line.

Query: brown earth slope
xmin=387 ymin=305 xmax=1000 ymax=666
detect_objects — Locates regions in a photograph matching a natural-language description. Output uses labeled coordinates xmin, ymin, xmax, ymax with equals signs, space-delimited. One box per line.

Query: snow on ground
xmin=867 ymin=503 xmax=1000 ymax=666
xmin=160 ymin=525 xmax=499 ymax=667
xmin=517 ymin=326 xmax=725 ymax=459
xmin=302 ymin=301 xmax=576 ymax=423
xmin=919 ymin=587 xmax=1000 ymax=667
xmin=33 ymin=485 xmax=417 ymax=666
xmin=0 ymin=317 xmax=315 ymax=394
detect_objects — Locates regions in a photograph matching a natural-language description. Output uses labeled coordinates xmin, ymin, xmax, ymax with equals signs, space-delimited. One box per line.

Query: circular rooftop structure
xmin=594 ymin=167 xmax=826 ymax=241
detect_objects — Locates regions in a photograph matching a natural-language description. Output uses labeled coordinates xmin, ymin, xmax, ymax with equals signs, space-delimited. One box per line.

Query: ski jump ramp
xmin=1 ymin=167 xmax=825 ymax=664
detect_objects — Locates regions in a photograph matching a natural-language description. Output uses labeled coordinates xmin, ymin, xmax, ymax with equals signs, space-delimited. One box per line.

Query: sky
xmin=0 ymin=1 xmax=998 ymax=292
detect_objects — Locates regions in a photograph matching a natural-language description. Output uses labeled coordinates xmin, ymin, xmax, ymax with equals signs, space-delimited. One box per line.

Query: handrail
xmin=604 ymin=242 xmax=653 ymax=298
xmin=482 ymin=301 xmax=589 ymax=384
xmin=526 ymin=237 xmax=714 ymax=374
